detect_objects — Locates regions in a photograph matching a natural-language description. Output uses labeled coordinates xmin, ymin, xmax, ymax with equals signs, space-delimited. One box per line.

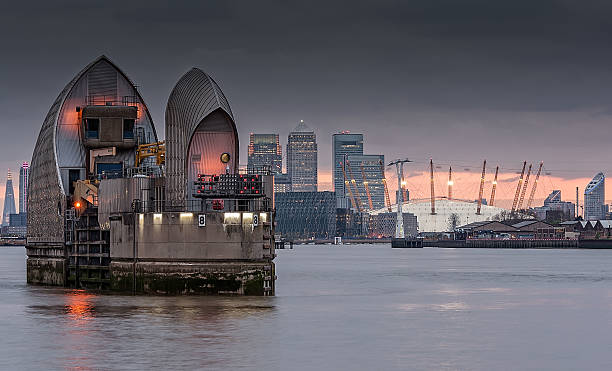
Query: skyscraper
xmin=584 ymin=173 xmax=605 ymax=221
xmin=345 ymin=154 xmax=385 ymax=210
xmin=19 ymin=162 xmax=28 ymax=214
xmin=2 ymin=170 xmax=16 ymax=226
xmin=287 ymin=120 xmax=317 ymax=191
xmin=247 ymin=133 xmax=282 ymax=174
xmin=332 ymin=132 xmax=363 ymax=208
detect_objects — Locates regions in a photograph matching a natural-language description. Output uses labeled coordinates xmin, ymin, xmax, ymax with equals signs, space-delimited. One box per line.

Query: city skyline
xmin=4 ymin=1 xmax=612 ymax=188
xmin=3 ymin=1 xmax=612 ymax=210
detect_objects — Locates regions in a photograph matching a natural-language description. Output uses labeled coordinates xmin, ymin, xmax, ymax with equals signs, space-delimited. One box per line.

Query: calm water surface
xmin=2 ymin=245 xmax=612 ymax=370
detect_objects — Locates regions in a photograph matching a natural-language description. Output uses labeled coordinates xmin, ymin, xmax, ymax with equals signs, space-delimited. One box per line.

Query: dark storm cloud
xmin=1 ymin=0 xmax=612 ymax=183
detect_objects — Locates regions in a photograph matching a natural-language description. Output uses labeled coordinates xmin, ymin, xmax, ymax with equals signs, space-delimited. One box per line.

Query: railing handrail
xmin=131 ymin=197 xmax=273 ymax=214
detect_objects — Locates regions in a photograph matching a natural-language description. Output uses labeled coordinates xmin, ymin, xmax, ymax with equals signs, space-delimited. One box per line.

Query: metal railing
xmin=132 ymin=198 xmax=272 ymax=214
xmin=86 ymin=95 xmax=139 ymax=107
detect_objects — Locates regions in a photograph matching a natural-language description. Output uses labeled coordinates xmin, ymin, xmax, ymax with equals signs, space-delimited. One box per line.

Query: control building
xmin=26 ymin=56 xmax=275 ymax=295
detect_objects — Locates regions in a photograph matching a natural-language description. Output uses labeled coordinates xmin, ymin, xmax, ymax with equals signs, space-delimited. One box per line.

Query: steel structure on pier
xmin=165 ymin=68 xmax=239 ymax=208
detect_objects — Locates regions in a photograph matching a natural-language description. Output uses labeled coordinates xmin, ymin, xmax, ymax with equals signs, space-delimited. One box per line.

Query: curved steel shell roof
xmin=165 ymin=68 xmax=238 ymax=205
xmin=28 ymin=56 xmax=157 ymax=244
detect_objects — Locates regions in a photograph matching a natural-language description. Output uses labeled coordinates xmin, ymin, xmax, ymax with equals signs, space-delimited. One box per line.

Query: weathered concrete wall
xmin=110 ymin=211 xmax=273 ymax=261
xmin=26 ymin=257 xmax=66 ymax=286
xmin=108 ymin=210 xmax=275 ymax=295
xmin=110 ymin=261 xmax=275 ymax=295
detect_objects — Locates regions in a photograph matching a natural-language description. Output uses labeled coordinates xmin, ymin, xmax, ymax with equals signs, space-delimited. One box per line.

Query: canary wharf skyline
xmin=2 ymin=0 xmax=612 ymax=205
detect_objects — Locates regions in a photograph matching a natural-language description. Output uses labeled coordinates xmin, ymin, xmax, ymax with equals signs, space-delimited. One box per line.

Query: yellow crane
xmin=380 ymin=160 xmax=392 ymax=212
xmin=341 ymin=161 xmax=358 ymax=211
xmin=135 ymin=141 xmax=166 ymax=167
xmin=448 ymin=166 xmax=453 ymax=200
xmin=517 ymin=164 xmax=532 ymax=210
xmin=527 ymin=162 xmax=544 ymax=209
xmin=346 ymin=161 xmax=363 ymax=212
xmin=430 ymin=159 xmax=436 ymax=215
xmin=476 ymin=160 xmax=486 ymax=215
xmin=511 ymin=161 xmax=527 ymax=213
xmin=489 ymin=166 xmax=499 ymax=206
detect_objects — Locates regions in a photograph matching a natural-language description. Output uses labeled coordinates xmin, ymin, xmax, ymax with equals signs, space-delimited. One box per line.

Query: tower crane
xmin=380 ymin=160 xmax=392 ymax=212
xmin=345 ymin=161 xmax=363 ymax=212
xmin=511 ymin=161 xmax=527 ymax=213
xmin=489 ymin=166 xmax=499 ymax=207
xmin=448 ymin=166 xmax=453 ymax=200
xmin=526 ymin=162 xmax=543 ymax=209
xmin=517 ymin=163 xmax=532 ymax=210
xmin=429 ymin=158 xmax=436 ymax=215
xmin=476 ymin=160 xmax=486 ymax=215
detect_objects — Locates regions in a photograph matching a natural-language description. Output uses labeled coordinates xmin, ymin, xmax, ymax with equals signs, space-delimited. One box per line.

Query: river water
xmin=2 ymin=245 xmax=612 ymax=370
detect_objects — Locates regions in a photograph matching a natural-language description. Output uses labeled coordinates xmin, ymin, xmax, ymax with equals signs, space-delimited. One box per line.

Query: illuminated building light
xmin=242 ymin=212 xmax=253 ymax=224
xmin=224 ymin=212 xmax=241 ymax=224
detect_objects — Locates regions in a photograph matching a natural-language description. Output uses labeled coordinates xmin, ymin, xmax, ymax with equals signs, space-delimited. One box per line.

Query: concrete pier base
xmin=26 ymin=257 xmax=67 ymax=286
xmin=110 ymin=260 xmax=275 ymax=295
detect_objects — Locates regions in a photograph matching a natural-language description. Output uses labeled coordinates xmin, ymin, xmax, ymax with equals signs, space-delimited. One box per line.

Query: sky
xmin=1 ymin=0 xmax=612 ymax=208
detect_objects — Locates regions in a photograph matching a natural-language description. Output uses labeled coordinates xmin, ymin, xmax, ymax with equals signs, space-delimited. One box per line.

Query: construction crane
xmin=341 ymin=161 xmax=358 ymax=211
xmin=489 ymin=166 xmax=499 ymax=206
xmin=345 ymin=161 xmax=363 ymax=212
xmin=517 ymin=163 xmax=532 ymax=210
xmin=388 ymin=159 xmax=412 ymax=238
xmin=511 ymin=161 xmax=527 ymax=213
xmin=360 ymin=164 xmax=374 ymax=210
xmin=476 ymin=160 xmax=486 ymax=215
xmin=448 ymin=166 xmax=453 ymax=200
xmin=380 ymin=160 xmax=392 ymax=212
xmin=135 ymin=141 xmax=166 ymax=167
xmin=430 ymin=158 xmax=436 ymax=215
xmin=526 ymin=162 xmax=543 ymax=209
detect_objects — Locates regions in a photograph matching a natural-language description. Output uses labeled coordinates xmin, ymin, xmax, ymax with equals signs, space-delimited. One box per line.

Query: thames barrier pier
xmin=26 ymin=56 xmax=275 ymax=295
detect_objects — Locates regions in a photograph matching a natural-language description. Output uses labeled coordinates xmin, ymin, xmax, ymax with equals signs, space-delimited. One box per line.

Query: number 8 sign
xmin=198 ymin=214 xmax=206 ymax=227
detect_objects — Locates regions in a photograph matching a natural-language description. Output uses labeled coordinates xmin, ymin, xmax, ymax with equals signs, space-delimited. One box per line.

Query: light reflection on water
xmin=3 ymin=246 xmax=612 ymax=370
